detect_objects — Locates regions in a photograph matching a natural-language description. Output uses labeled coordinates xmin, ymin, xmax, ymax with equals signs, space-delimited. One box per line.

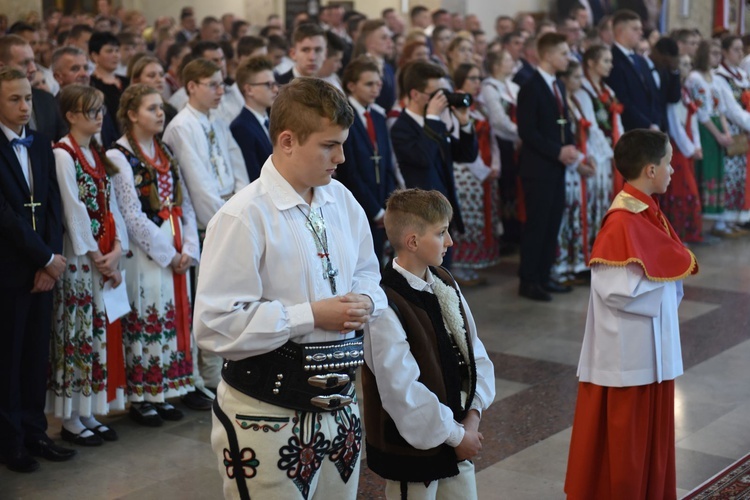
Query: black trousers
xmin=518 ymin=176 xmax=566 ymax=285
xmin=0 ymin=287 xmax=53 ymax=454
xmin=497 ymin=137 xmax=521 ymax=245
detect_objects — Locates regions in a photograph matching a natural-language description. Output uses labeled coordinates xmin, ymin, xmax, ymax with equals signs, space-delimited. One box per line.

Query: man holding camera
xmin=390 ymin=61 xmax=478 ymax=268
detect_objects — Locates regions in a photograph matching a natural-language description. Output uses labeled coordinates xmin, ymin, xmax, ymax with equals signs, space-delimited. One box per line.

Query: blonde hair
xmin=117 ymin=83 xmax=160 ymax=132
xmin=384 ymin=189 xmax=453 ymax=250
xmin=269 ymin=77 xmax=353 ymax=146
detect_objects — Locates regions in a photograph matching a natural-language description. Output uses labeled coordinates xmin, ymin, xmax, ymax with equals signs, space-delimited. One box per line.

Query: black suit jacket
xmin=391 ymin=111 xmax=478 ymax=232
xmin=230 ymin=107 xmax=273 ymax=183
xmin=275 ymin=68 xmax=295 ymax=85
xmin=606 ymin=45 xmax=660 ymax=131
xmin=338 ymin=108 xmax=396 ymax=220
xmin=653 ymin=65 xmax=681 ymax=131
xmin=31 ymin=88 xmax=66 ymax=142
xmin=517 ymin=71 xmax=575 ymax=182
xmin=375 ymin=62 xmax=397 ymax=111
xmin=0 ymin=127 xmax=62 ymax=288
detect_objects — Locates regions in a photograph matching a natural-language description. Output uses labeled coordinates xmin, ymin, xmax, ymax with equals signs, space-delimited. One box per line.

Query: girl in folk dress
xmin=130 ymin=56 xmax=179 ymax=130
xmin=108 ymin=84 xmax=200 ymax=427
xmin=480 ymin=49 xmax=522 ymax=245
xmin=581 ymin=44 xmax=623 ymax=198
xmin=49 ymin=85 xmax=128 ymax=446
xmin=553 ymin=61 xmax=611 ymax=284
xmin=660 ymin=54 xmax=704 ymax=243
xmin=451 ymin=63 xmax=502 ymax=285
xmin=686 ymin=40 xmax=734 ymax=232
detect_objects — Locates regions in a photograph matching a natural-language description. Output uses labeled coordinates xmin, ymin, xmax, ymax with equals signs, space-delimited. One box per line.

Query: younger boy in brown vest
xmin=362 ymin=189 xmax=496 ymax=499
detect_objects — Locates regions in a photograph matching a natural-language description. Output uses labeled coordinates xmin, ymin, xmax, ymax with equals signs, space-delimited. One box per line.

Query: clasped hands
xmin=312 ymin=293 xmax=374 ymax=333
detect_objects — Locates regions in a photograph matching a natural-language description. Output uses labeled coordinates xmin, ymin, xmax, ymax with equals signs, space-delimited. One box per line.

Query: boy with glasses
xmin=230 ymin=56 xmax=278 ymax=182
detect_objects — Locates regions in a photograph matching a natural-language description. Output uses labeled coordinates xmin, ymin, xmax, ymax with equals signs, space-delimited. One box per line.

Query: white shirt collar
xmin=614 ymin=41 xmax=634 ymax=57
xmin=347 ymin=96 xmax=369 ymax=126
xmin=259 ymin=156 xmax=336 ymax=211
xmin=393 ymin=258 xmax=434 ymax=293
xmin=0 ymin=121 xmax=25 ymax=143
xmin=404 ymin=107 xmax=425 ymax=127
xmin=186 ymin=102 xmax=212 ymax=126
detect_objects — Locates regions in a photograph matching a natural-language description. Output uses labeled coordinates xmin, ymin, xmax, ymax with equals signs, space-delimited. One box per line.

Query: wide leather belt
xmin=221 ymin=332 xmax=364 ymax=413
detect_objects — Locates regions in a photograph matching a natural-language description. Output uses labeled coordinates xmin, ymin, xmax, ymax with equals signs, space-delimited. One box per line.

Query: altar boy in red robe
xmin=565 ymin=129 xmax=698 ymax=500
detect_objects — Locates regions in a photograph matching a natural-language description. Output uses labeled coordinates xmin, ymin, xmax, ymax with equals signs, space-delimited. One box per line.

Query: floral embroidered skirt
xmin=553 ymin=169 xmax=589 ymax=281
xmin=121 ymin=222 xmax=194 ymax=402
xmin=47 ymin=246 xmax=125 ymax=418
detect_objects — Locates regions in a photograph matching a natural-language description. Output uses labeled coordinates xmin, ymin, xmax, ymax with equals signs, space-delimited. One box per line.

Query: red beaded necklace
xmin=133 ymin=136 xmax=170 ymax=175
xmin=68 ymin=134 xmax=105 ymax=179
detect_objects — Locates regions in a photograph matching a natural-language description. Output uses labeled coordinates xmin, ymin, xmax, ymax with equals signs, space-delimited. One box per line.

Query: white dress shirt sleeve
xmin=109 ymin=180 xmax=129 ymax=252
xmin=480 ymin=81 xmax=519 ymax=141
xmin=714 ymin=75 xmax=750 ymax=131
xmin=667 ymin=103 xmax=696 ymax=158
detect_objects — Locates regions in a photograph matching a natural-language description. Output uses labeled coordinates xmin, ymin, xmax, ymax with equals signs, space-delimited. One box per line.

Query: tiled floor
xmin=2 ymin=237 xmax=749 ymax=499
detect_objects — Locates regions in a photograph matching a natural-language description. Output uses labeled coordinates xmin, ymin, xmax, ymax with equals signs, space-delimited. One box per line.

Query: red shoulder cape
xmin=589 ymin=183 xmax=698 ymax=281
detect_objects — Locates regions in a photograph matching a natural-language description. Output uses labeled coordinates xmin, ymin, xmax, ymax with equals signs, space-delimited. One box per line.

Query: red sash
xmin=159 ymin=205 xmax=192 ymax=361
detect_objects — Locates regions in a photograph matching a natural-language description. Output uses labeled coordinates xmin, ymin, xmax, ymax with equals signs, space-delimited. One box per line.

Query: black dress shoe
xmin=542 ymin=281 xmax=573 ymax=293
xmin=519 ymin=282 xmax=552 ymax=302
xmin=154 ymin=403 xmax=184 ymax=421
xmin=129 ymin=403 xmax=164 ymax=427
xmin=181 ymin=390 xmax=214 ymax=411
xmin=60 ymin=427 xmax=104 ymax=447
xmin=87 ymin=424 xmax=118 ymax=442
xmin=1 ymin=449 xmax=40 ymax=473
xmin=25 ymin=439 xmax=77 ymax=462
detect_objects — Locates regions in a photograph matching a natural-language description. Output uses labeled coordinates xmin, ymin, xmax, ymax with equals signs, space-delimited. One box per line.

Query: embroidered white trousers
xmin=384 ymin=460 xmax=478 ymax=500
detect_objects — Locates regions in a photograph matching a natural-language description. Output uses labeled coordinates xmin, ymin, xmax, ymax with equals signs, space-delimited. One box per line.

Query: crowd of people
xmin=0 ymin=0 xmax=745 ymax=498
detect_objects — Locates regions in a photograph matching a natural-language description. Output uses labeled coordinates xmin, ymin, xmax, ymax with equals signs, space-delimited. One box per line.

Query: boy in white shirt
xmin=363 ymin=188 xmax=495 ymax=499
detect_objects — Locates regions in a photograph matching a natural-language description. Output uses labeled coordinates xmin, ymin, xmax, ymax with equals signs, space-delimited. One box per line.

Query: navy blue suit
xmin=513 ymin=58 xmax=536 ymax=87
xmin=0 ymin=128 xmax=62 ymax=456
xmin=391 ymin=111 xmax=478 ymax=235
xmin=275 ymin=68 xmax=294 ymax=85
xmin=653 ymin=65 xmax=682 ymax=132
xmin=606 ymin=45 xmax=660 ymax=131
xmin=230 ymin=107 xmax=273 ymax=182
xmin=517 ymin=71 xmax=575 ymax=286
xmin=337 ymin=108 xmax=396 ymax=262
xmin=376 ymin=62 xmax=397 ymax=111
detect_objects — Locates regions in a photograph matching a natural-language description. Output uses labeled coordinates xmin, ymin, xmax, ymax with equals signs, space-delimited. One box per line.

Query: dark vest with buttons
xmin=362 ymin=263 xmax=477 ymax=482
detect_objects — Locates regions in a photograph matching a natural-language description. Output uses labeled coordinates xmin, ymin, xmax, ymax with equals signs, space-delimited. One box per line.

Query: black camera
xmin=444 ymin=92 xmax=473 ymax=108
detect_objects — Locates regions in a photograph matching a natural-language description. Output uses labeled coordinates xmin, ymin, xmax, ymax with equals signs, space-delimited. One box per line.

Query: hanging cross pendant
xmin=24 ymin=195 xmax=42 ymax=231
xmin=557 ymin=117 xmax=567 ymax=143
xmin=371 ymin=153 xmax=382 ymax=184
xmin=325 ymin=261 xmax=339 ymax=295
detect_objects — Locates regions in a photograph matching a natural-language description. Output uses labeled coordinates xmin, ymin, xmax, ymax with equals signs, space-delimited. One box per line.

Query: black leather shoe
xmin=181 ymin=390 xmax=214 ymax=411
xmin=542 ymin=281 xmax=573 ymax=293
xmin=129 ymin=403 xmax=164 ymax=427
xmin=25 ymin=439 xmax=77 ymax=462
xmin=1 ymin=449 xmax=40 ymax=473
xmin=154 ymin=403 xmax=184 ymax=421
xmin=519 ymin=282 xmax=552 ymax=302
xmin=60 ymin=427 xmax=104 ymax=447
xmin=87 ymin=424 xmax=118 ymax=442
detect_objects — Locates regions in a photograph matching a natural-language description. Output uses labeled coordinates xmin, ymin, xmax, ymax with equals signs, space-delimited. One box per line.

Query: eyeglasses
xmin=247 ymin=81 xmax=279 ymax=89
xmin=198 ymin=81 xmax=226 ymax=92
xmin=76 ymin=106 xmax=107 ymax=120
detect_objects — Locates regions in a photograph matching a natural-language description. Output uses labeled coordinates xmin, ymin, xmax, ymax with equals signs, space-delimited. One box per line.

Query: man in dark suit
xmin=517 ymin=33 xmax=580 ymax=302
xmin=275 ymin=23 xmax=327 ymax=85
xmin=0 ymin=35 xmax=66 ymax=141
xmin=230 ymin=56 xmax=277 ymax=182
xmin=606 ymin=9 xmax=660 ymax=131
xmin=390 ymin=61 xmax=478 ymax=268
xmin=513 ymin=36 xmax=538 ymax=87
xmin=0 ymin=68 xmax=75 ymax=473
xmin=649 ymin=37 xmax=682 ymax=132
xmin=338 ymin=57 xmax=397 ymax=263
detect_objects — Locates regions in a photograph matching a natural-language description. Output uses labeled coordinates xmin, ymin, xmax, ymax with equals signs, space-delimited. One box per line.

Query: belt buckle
xmin=307 ymin=373 xmax=350 ymax=389
xmin=310 ymin=395 xmax=352 ymax=411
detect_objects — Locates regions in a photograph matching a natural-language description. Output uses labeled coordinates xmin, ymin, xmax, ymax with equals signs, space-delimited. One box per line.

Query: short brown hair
xmin=384 ymin=189 xmax=453 ymax=250
xmin=236 ymin=35 xmax=268 ymax=58
xmin=182 ymin=58 xmax=221 ymax=96
xmin=0 ymin=67 xmax=27 ymax=89
xmin=292 ymin=23 xmax=325 ymax=46
xmin=612 ymin=9 xmax=641 ymax=28
xmin=537 ymin=32 xmax=568 ymax=58
xmin=614 ymin=129 xmax=669 ymax=180
xmin=235 ymin=56 xmax=274 ymax=89
xmin=341 ymin=56 xmax=381 ymax=94
xmin=401 ymin=60 xmax=445 ymax=95
xmin=117 ymin=83 xmax=160 ymax=132
xmin=0 ymin=35 xmax=29 ymax=65
xmin=269 ymin=77 xmax=354 ymax=146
